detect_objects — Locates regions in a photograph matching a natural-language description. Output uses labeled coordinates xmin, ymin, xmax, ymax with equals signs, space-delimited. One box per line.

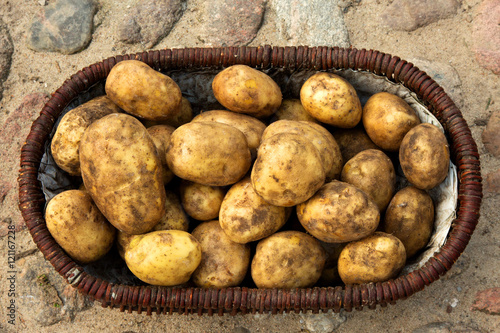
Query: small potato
xmin=179 ymin=180 xmax=226 ymax=221
xmin=45 ymin=190 xmax=116 ymax=263
xmin=272 ymin=99 xmax=319 ymax=123
xmin=212 ymin=65 xmax=282 ymax=118
xmin=332 ymin=126 xmax=379 ymax=162
xmin=219 ymin=177 xmax=287 ymax=244
xmin=166 ymin=122 xmax=252 ymax=186
xmin=399 ymin=123 xmax=450 ymax=190
xmin=191 ymin=221 xmax=251 ymax=288
xmin=341 ymin=149 xmax=396 ymax=211
xmin=251 ymin=133 xmax=325 ymax=207
xmin=125 ymin=230 xmax=202 ymax=286
xmin=51 ymin=95 xmax=121 ymax=176
xmin=147 ymin=125 xmax=175 ymax=184
xmin=105 ymin=60 xmax=182 ymax=121
xmin=300 ymin=72 xmax=362 ymax=128
xmin=297 ymin=180 xmax=380 ymax=243
xmin=338 ymin=232 xmax=406 ymax=285
xmin=384 ymin=186 xmax=435 ymax=258
xmin=142 ymin=97 xmax=193 ymax=128
xmin=362 ymin=92 xmax=421 ymax=151
xmin=251 ymin=231 xmax=326 ymax=289
xmin=152 ymin=190 xmax=190 ymax=232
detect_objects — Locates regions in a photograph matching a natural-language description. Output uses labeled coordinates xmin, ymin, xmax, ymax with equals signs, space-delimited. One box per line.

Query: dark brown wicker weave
xmin=18 ymin=46 xmax=482 ymax=315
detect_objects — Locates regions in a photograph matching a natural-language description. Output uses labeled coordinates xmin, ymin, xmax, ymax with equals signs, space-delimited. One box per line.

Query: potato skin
xmin=152 ymin=190 xmax=189 ymax=232
xmin=272 ymin=99 xmax=319 ymax=123
xmin=332 ymin=126 xmax=379 ymax=162
xmin=142 ymin=97 xmax=193 ymax=128
xmin=179 ymin=180 xmax=226 ymax=221
xmin=297 ymin=180 xmax=380 ymax=243
xmin=212 ymin=65 xmax=282 ymax=118
xmin=105 ymin=60 xmax=182 ymax=121
xmin=251 ymin=231 xmax=326 ymax=289
xmin=45 ymin=190 xmax=116 ymax=263
xmin=191 ymin=221 xmax=251 ymax=288
xmin=166 ymin=122 xmax=252 ymax=186
xmin=51 ymin=96 xmax=121 ymax=176
xmin=146 ymin=125 xmax=175 ymax=184
xmin=399 ymin=123 xmax=450 ymax=190
xmin=384 ymin=186 xmax=434 ymax=258
xmin=338 ymin=232 xmax=406 ymax=285
xmin=79 ymin=113 xmax=166 ymax=235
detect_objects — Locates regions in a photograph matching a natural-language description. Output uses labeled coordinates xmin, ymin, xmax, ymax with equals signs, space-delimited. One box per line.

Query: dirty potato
xmin=272 ymin=99 xmax=318 ymax=123
xmin=146 ymin=125 xmax=175 ymax=184
xmin=332 ymin=126 xmax=380 ymax=162
xmin=152 ymin=190 xmax=190 ymax=232
xmin=179 ymin=180 xmax=226 ymax=221
xmin=142 ymin=97 xmax=193 ymax=128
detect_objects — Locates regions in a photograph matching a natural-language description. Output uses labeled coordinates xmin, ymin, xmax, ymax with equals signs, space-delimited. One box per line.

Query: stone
xmin=484 ymin=169 xmax=500 ymax=195
xmin=471 ymin=288 xmax=500 ymax=315
xmin=60 ymin=285 xmax=93 ymax=320
xmin=482 ymin=110 xmax=500 ymax=157
xmin=472 ymin=0 xmax=500 ymax=75
xmin=26 ymin=0 xmax=95 ymax=54
xmin=0 ymin=18 xmax=14 ymax=100
xmin=300 ymin=312 xmax=347 ymax=333
xmin=118 ymin=0 xmax=185 ymax=48
xmin=381 ymin=0 xmax=460 ymax=32
xmin=271 ymin=0 xmax=350 ymax=47
xmin=412 ymin=322 xmax=451 ymax=333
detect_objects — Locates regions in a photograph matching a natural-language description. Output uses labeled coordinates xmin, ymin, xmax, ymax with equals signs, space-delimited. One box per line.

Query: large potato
xmin=297 ymin=180 xmax=380 ymax=243
xmin=399 ymin=123 xmax=450 ymax=190
xmin=251 ymin=231 xmax=326 ymax=289
xmin=251 ymin=133 xmax=325 ymax=207
xmin=51 ymin=96 xmax=121 ymax=176
xmin=272 ymin=99 xmax=318 ymax=123
xmin=146 ymin=125 xmax=175 ymax=184
xmin=166 ymin=122 xmax=252 ymax=186
xmin=191 ymin=221 xmax=251 ymax=288
xmin=45 ymin=190 xmax=115 ymax=263
xmin=179 ymin=180 xmax=226 ymax=221
xmin=105 ymin=60 xmax=182 ymax=121
xmin=338 ymin=232 xmax=406 ymax=285
xmin=80 ymin=113 xmax=166 ymax=235
xmin=124 ymin=230 xmax=202 ymax=286
xmin=212 ymin=65 xmax=282 ymax=118
xmin=300 ymin=72 xmax=362 ymax=128
xmin=219 ymin=177 xmax=287 ymax=244
xmin=332 ymin=126 xmax=379 ymax=162
xmin=152 ymin=190 xmax=189 ymax=232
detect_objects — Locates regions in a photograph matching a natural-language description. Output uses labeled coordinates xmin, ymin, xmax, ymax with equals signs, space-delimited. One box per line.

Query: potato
xmin=272 ymin=99 xmax=318 ymax=123
xmin=251 ymin=133 xmax=325 ymax=207
xmin=45 ymin=190 xmax=115 ymax=263
xmin=219 ymin=177 xmax=287 ymax=244
xmin=338 ymin=232 xmax=406 ymax=285
xmin=146 ymin=125 xmax=175 ymax=184
xmin=51 ymin=95 xmax=121 ymax=176
xmin=332 ymin=126 xmax=379 ymax=162
xmin=399 ymin=123 xmax=450 ymax=190
xmin=362 ymin=92 xmax=421 ymax=151
xmin=212 ymin=65 xmax=282 ymax=118
xmin=384 ymin=186 xmax=435 ymax=258
xmin=340 ymin=149 xmax=396 ymax=211
xmin=142 ymin=97 xmax=193 ymax=128
xmin=251 ymin=231 xmax=326 ymax=289
xmin=300 ymin=72 xmax=362 ymax=128
xmin=79 ymin=113 xmax=166 ymax=235
xmin=124 ymin=230 xmax=202 ymax=286
xmin=317 ymin=242 xmax=345 ymax=286
xmin=166 ymin=122 xmax=252 ymax=186
xmin=179 ymin=180 xmax=225 ymax=221
xmin=191 ymin=110 xmax=266 ymax=159
xmin=152 ymin=190 xmax=189 ymax=232
xmin=297 ymin=180 xmax=380 ymax=243
xmin=116 ymin=231 xmax=139 ymax=260
xmin=105 ymin=60 xmax=182 ymax=121
xmin=191 ymin=221 xmax=251 ymax=288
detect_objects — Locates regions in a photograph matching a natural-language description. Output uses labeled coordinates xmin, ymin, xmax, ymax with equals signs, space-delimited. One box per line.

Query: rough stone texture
xmin=271 ymin=0 xmax=350 ymax=46
xmin=412 ymin=322 xmax=452 ymax=333
xmin=26 ymin=0 xmax=95 ymax=54
xmin=60 ymin=285 xmax=93 ymax=320
xmin=471 ymin=288 xmax=500 ymax=315
xmin=300 ymin=312 xmax=347 ymax=332
xmin=118 ymin=0 xmax=185 ymax=48
xmin=0 ymin=17 xmax=14 ymax=100
xmin=484 ymin=168 xmax=500 ymax=196
xmin=482 ymin=109 xmax=500 ymax=157
xmin=472 ymin=0 xmax=500 ymax=74
xmin=381 ymin=0 xmax=460 ymax=32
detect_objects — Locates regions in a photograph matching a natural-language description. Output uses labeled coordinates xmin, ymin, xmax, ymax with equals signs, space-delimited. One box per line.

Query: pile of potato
xmin=45 ymin=60 xmax=450 ymax=289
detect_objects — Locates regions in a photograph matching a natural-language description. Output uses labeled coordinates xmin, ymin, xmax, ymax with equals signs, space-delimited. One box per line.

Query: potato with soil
xmin=297 ymin=180 xmax=380 ymax=243
xmin=300 ymin=72 xmax=362 ymax=128
xmin=51 ymin=95 xmax=121 ymax=176
xmin=105 ymin=60 xmax=182 ymax=121
xmin=166 ymin=122 xmax=252 ymax=186
xmin=147 ymin=125 xmax=175 ymax=184
xmin=219 ymin=177 xmax=287 ymax=244
xmin=399 ymin=123 xmax=450 ymax=190
xmin=251 ymin=133 xmax=325 ymax=207
xmin=142 ymin=97 xmax=193 ymax=128
xmin=124 ymin=230 xmax=202 ymax=286
xmin=152 ymin=190 xmax=190 ymax=232
xmin=212 ymin=65 xmax=282 ymax=118
xmin=80 ymin=113 xmax=166 ymax=235
xmin=362 ymin=92 xmax=421 ymax=151
xmin=179 ymin=180 xmax=226 ymax=221
xmin=272 ymin=99 xmax=318 ymax=123
xmin=332 ymin=126 xmax=380 ymax=162
xmin=384 ymin=186 xmax=435 ymax=258
xmin=191 ymin=220 xmax=251 ymax=288
xmin=338 ymin=232 xmax=406 ymax=285
xmin=45 ymin=190 xmax=116 ymax=263
xmin=251 ymin=231 xmax=327 ymax=289
xmin=341 ymin=149 xmax=396 ymax=211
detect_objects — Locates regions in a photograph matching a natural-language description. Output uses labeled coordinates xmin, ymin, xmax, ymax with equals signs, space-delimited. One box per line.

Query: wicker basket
xmin=18 ymin=46 xmax=482 ymax=315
